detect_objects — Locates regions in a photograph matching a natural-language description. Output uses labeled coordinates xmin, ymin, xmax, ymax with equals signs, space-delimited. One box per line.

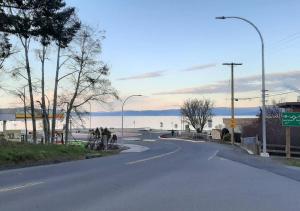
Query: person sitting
xmin=111 ymin=134 xmax=118 ymax=144
xmin=95 ymin=127 xmax=100 ymax=139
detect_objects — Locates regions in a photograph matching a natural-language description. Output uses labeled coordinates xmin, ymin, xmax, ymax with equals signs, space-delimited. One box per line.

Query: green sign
xmin=282 ymin=112 xmax=300 ymax=127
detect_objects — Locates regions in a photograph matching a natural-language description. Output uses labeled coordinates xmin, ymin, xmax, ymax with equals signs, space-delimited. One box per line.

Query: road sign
xmin=230 ymin=118 xmax=237 ymax=128
xmin=282 ymin=112 xmax=300 ymax=127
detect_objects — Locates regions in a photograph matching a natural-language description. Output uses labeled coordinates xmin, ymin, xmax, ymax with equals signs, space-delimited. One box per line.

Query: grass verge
xmin=0 ymin=140 xmax=119 ymax=169
xmin=272 ymin=156 xmax=300 ymax=168
xmin=283 ymin=158 xmax=300 ymax=168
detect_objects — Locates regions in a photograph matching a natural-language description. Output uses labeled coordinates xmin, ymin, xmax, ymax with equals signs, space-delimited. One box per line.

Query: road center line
xmin=126 ymin=146 xmax=181 ymax=165
xmin=208 ymin=150 xmax=219 ymax=161
xmin=0 ymin=181 xmax=44 ymax=193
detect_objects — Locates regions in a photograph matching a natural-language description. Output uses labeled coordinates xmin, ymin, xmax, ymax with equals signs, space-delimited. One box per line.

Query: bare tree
xmin=258 ymin=99 xmax=283 ymax=119
xmin=180 ymin=98 xmax=214 ymax=133
xmin=51 ymin=6 xmax=80 ymax=143
xmin=266 ymin=100 xmax=282 ymax=118
xmin=59 ymin=27 xmax=118 ymax=143
xmin=11 ymin=87 xmax=29 ymax=142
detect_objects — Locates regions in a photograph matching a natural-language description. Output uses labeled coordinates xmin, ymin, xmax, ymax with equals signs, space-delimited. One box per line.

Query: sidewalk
xmin=217 ymin=145 xmax=300 ymax=182
xmin=162 ymin=133 xmax=300 ymax=182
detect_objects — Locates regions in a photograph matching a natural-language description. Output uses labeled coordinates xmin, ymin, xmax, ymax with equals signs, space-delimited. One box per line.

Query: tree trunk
xmin=41 ymin=46 xmax=50 ymax=143
xmin=64 ymin=109 xmax=71 ymax=144
xmin=24 ymin=38 xmax=37 ymax=143
xmin=51 ymin=45 xmax=61 ymax=143
xmin=23 ymin=98 xmax=28 ymax=143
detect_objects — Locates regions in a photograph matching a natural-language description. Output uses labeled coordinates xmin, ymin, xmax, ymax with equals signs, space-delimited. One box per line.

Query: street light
xmin=121 ymin=95 xmax=142 ymax=137
xmin=216 ymin=16 xmax=269 ymax=157
xmin=87 ymin=102 xmax=92 ymax=130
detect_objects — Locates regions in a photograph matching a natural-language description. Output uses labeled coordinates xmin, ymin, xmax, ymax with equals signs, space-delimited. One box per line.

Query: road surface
xmin=1 ymin=132 xmax=300 ymax=211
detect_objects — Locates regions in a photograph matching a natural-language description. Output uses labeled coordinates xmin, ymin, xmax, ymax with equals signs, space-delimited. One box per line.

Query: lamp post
xmin=216 ymin=16 xmax=269 ymax=157
xmin=88 ymin=102 xmax=92 ymax=130
xmin=121 ymin=95 xmax=142 ymax=137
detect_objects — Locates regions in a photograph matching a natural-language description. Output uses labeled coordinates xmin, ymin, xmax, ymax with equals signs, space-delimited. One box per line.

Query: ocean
xmin=0 ymin=115 xmax=255 ymax=131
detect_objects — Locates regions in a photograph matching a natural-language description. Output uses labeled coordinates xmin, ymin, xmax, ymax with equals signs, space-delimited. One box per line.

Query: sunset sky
xmin=3 ymin=0 xmax=300 ymax=111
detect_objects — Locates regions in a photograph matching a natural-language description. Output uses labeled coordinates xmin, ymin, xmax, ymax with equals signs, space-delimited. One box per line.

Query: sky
xmin=3 ymin=0 xmax=300 ymax=111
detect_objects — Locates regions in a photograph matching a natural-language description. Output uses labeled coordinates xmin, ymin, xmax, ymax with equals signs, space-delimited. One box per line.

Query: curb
xmin=158 ymin=135 xmax=205 ymax=143
xmin=120 ymin=144 xmax=149 ymax=153
xmin=233 ymin=143 xmax=255 ymax=155
xmin=85 ymin=154 xmax=103 ymax=159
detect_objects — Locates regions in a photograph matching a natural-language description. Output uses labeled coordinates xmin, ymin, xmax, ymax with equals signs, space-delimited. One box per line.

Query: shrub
xmin=222 ymin=133 xmax=231 ymax=142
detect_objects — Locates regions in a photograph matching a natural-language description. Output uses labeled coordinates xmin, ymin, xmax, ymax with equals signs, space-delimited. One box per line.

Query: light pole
xmin=223 ymin=62 xmax=242 ymax=144
xmin=121 ymin=95 xmax=142 ymax=137
xmin=88 ymin=102 xmax=92 ymax=130
xmin=216 ymin=16 xmax=269 ymax=157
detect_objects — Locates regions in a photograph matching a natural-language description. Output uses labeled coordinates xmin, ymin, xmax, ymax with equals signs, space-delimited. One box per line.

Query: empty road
xmin=1 ymin=132 xmax=300 ymax=211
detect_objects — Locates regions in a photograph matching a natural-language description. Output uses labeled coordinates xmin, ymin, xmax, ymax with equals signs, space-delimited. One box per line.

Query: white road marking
xmin=220 ymin=157 xmax=232 ymax=162
xmin=0 ymin=181 xmax=44 ymax=193
xmin=126 ymin=146 xmax=181 ymax=165
xmin=208 ymin=150 xmax=219 ymax=161
xmin=143 ymin=139 xmax=157 ymax=142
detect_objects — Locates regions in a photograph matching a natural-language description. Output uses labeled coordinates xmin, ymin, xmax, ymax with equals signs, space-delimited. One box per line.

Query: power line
xmin=237 ymin=89 xmax=300 ymax=101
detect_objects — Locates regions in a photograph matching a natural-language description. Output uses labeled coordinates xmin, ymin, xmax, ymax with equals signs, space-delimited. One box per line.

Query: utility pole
xmin=223 ymin=62 xmax=242 ymax=144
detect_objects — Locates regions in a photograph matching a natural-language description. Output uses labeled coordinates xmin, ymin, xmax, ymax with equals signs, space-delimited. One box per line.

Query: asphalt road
xmin=1 ymin=132 xmax=300 ymax=211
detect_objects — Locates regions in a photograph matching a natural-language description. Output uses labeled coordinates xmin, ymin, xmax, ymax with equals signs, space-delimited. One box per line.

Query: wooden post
xmin=256 ymin=135 xmax=261 ymax=155
xmin=286 ymin=127 xmax=291 ymax=159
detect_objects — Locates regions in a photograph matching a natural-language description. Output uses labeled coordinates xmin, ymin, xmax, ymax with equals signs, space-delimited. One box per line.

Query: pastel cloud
xmin=117 ymin=63 xmax=216 ymax=81
xmin=117 ymin=70 xmax=165 ymax=81
xmin=180 ymin=63 xmax=217 ymax=72
xmin=153 ymin=70 xmax=300 ymax=95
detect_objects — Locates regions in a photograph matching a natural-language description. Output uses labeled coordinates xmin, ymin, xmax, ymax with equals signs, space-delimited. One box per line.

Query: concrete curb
xmin=158 ymin=135 xmax=205 ymax=143
xmin=234 ymin=143 xmax=255 ymax=155
xmin=120 ymin=144 xmax=149 ymax=153
xmin=85 ymin=154 xmax=103 ymax=159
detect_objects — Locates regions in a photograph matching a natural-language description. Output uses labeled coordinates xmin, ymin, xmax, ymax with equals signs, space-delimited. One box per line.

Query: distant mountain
xmin=92 ymin=107 xmax=259 ymax=116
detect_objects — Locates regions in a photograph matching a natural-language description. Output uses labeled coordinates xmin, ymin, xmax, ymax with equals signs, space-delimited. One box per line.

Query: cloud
xmin=180 ymin=63 xmax=217 ymax=72
xmin=117 ymin=63 xmax=216 ymax=81
xmin=153 ymin=70 xmax=300 ymax=95
xmin=117 ymin=70 xmax=165 ymax=81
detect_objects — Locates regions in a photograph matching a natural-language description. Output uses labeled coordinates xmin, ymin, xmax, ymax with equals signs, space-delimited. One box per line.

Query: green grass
xmin=283 ymin=159 xmax=300 ymax=168
xmin=272 ymin=156 xmax=300 ymax=168
xmin=0 ymin=140 xmax=119 ymax=167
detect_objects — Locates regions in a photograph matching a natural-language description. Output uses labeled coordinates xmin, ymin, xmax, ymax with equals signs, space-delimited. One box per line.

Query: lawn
xmin=0 ymin=140 xmax=119 ymax=168
xmin=283 ymin=158 xmax=300 ymax=168
xmin=272 ymin=156 xmax=300 ymax=168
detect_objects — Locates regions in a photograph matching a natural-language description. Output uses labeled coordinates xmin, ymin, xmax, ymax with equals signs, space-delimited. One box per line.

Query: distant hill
xmin=92 ymin=107 xmax=259 ymax=116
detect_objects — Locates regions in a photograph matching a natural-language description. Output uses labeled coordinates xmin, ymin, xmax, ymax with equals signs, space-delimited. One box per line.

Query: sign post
xmin=282 ymin=112 xmax=300 ymax=158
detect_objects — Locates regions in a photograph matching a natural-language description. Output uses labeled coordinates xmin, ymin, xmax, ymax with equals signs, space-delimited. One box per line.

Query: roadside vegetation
xmin=180 ymin=98 xmax=214 ymax=133
xmin=0 ymin=139 xmax=120 ymax=168
xmin=284 ymin=159 xmax=300 ymax=168
xmin=274 ymin=157 xmax=300 ymax=168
